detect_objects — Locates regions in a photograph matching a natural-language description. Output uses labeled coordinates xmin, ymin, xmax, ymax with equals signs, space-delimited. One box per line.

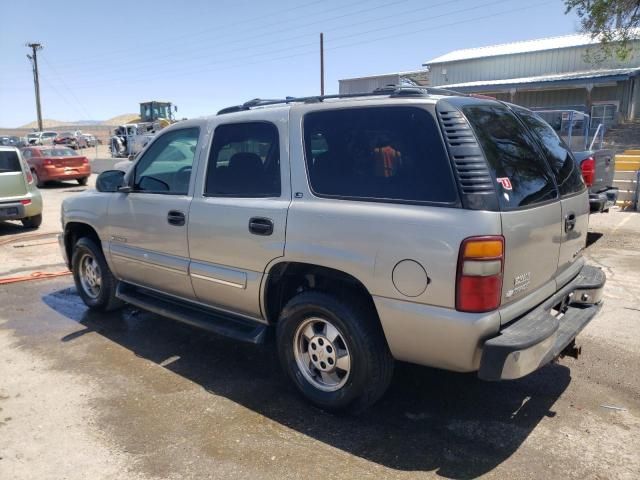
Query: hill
xmin=17 ymin=113 xmax=139 ymax=129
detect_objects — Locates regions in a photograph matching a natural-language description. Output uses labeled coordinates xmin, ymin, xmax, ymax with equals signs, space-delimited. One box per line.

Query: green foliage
xmin=565 ymin=0 xmax=640 ymax=61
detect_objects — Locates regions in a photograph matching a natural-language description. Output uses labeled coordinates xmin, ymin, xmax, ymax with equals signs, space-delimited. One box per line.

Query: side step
xmin=116 ymin=283 xmax=267 ymax=344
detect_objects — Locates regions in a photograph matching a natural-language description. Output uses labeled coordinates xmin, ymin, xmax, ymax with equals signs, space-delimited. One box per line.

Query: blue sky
xmin=0 ymin=0 xmax=581 ymax=127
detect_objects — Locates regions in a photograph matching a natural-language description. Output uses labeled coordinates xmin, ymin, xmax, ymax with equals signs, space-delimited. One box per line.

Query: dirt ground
xmin=0 ymin=186 xmax=639 ymax=479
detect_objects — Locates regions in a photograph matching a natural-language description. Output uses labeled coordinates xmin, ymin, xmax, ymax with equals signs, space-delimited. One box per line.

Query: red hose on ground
xmin=0 ymin=270 xmax=72 ymax=285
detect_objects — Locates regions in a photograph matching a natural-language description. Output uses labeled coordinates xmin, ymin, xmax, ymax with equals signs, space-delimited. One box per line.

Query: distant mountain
xmin=18 ymin=113 xmax=138 ymax=129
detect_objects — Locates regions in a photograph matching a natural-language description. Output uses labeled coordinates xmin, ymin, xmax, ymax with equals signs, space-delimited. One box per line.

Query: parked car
xmin=40 ymin=131 xmax=58 ymax=145
xmin=0 ymin=146 xmax=43 ymax=228
xmin=54 ymin=131 xmax=88 ymax=149
xmin=59 ymin=88 xmax=605 ymax=412
xmin=572 ymin=149 xmax=618 ymax=212
xmin=27 ymin=132 xmax=41 ymax=145
xmin=82 ymin=134 xmax=97 ymax=147
xmin=26 ymin=131 xmax=58 ymax=145
xmin=21 ymin=146 xmax=91 ymax=187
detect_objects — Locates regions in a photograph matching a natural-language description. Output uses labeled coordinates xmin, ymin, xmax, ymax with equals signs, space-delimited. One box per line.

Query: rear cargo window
xmin=303 ymin=107 xmax=457 ymax=204
xmin=511 ymin=107 xmax=586 ymax=197
xmin=463 ymin=105 xmax=557 ymax=209
xmin=0 ymin=151 xmax=21 ymax=172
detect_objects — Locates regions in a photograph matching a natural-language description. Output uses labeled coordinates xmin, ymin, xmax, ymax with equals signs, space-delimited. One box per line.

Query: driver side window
xmin=133 ymin=127 xmax=199 ymax=194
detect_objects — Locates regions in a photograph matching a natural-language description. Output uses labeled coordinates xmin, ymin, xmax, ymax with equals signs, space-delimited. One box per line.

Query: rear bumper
xmin=478 ymin=264 xmax=605 ymax=381
xmin=41 ymin=165 xmax=91 ymax=181
xmin=589 ymin=188 xmax=618 ymax=212
xmin=0 ymin=191 xmax=43 ymax=220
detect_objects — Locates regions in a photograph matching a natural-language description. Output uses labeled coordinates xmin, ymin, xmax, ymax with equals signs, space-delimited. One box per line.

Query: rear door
xmin=187 ymin=111 xmax=290 ymax=319
xmin=462 ymin=104 xmax=561 ymax=309
xmin=0 ymin=149 xmax=28 ymax=198
xmin=513 ymin=107 xmax=589 ymax=283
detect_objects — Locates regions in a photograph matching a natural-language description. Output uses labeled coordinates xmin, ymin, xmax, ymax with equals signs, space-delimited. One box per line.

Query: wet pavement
xmin=1 ymin=209 xmax=639 ymax=479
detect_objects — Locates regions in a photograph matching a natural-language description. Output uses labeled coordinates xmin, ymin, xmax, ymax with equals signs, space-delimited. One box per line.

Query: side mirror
xmin=96 ymin=170 xmax=126 ymax=193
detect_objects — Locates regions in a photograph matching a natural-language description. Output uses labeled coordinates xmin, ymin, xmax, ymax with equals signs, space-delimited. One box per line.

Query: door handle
xmin=564 ymin=213 xmax=576 ymax=233
xmin=248 ymin=217 xmax=274 ymax=236
xmin=167 ymin=210 xmax=186 ymax=226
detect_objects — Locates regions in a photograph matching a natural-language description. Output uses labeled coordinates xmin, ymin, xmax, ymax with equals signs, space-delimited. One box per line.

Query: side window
xmin=133 ymin=127 xmax=199 ymax=194
xmin=22 ymin=149 xmax=32 ymax=159
xmin=205 ymin=122 xmax=280 ymax=197
xmin=463 ymin=105 xmax=558 ymax=209
xmin=303 ymin=107 xmax=457 ymax=204
xmin=512 ymin=107 xmax=586 ymax=197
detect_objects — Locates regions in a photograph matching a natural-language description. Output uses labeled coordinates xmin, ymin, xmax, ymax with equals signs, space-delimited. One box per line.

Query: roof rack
xmin=216 ymin=85 xmax=466 ymax=115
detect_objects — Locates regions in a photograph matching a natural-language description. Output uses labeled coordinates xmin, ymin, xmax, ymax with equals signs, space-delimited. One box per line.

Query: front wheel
xmin=276 ymin=291 xmax=394 ymax=413
xmin=71 ymin=237 xmax=123 ymax=311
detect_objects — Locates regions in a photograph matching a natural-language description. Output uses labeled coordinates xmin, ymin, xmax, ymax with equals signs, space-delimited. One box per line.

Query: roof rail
xmin=216 ymin=85 xmax=466 ymax=115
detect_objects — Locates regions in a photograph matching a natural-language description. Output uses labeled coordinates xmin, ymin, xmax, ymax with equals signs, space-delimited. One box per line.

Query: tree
xmin=565 ymin=0 xmax=640 ymax=61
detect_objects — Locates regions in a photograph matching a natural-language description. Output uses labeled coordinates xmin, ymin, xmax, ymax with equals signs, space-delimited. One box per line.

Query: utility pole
xmin=26 ymin=42 xmax=43 ymax=132
xmin=320 ymin=33 xmax=324 ymax=96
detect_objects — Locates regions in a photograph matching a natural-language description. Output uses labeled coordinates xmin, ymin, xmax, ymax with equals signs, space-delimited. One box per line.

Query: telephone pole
xmin=26 ymin=42 xmax=44 ymax=132
xmin=320 ymin=33 xmax=325 ymax=96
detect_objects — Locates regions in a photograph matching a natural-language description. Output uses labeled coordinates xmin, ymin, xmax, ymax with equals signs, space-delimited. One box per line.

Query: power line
xmin=57 ymin=0 xmax=511 ymax=85
xmin=44 ymin=0 xmax=555 ymax=92
xmin=41 ymin=57 xmax=94 ymax=120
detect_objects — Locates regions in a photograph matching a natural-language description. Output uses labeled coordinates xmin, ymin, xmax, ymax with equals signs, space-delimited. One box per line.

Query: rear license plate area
xmin=0 ymin=207 xmax=19 ymax=217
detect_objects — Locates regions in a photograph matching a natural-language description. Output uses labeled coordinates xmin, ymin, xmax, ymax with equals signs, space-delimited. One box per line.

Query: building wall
xmin=339 ymin=75 xmax=401 ymax=94
xmin=429 ymin=41 xmax=640 ymax=86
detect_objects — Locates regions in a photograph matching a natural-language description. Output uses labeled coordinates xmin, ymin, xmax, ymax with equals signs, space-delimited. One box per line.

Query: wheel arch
xmin=262 ymin=261 xmax=380 ymax=326
xmin=63 ymin=221 xmax=103 ymax=270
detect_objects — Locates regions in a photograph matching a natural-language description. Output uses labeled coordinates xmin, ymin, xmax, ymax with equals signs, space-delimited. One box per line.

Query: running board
xmin=116 ymin=283 xmax=267 ymax=344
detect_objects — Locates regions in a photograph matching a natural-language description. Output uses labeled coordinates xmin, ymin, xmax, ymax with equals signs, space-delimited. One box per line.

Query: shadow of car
xmin=44 ymin=286 xmax=570 ymax=479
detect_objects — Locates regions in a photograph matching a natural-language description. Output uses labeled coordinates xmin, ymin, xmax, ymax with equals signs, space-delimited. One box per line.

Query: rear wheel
xmin=32 ymin=170 xmax=44 ymax=188
xmin=21 ymin=214 xmax=42 ymax=229
xmin=77 ymin=177 xmax=88 ymax=186
xmin=277 ymin=291 xmax=394 ymax=413
xmin=72 ymin=237 xmax=123 ymax=311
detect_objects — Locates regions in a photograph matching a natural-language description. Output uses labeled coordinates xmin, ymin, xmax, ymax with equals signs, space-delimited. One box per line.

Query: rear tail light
xmin=82 ymin=157 xmax=89 ymax=164
xmin=25 ymin=170 xmax=34 ymax=184
xmin=43 ymin=159 xmax=53 ymax=165
xmin=456 ymin=236 xmax=504 ymax=313
xmin=580 ymin=157 xmax=595 ymax=187
xmin=20 ymin=199 xmax=32 ymax=205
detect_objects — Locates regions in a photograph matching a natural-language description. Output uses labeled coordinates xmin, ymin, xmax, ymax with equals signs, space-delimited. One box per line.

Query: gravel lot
xmin=0 ymin=185 xmax=638 ymax=479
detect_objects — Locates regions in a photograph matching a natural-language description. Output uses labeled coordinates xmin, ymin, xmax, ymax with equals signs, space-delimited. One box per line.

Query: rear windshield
xmin=303 ymin=107 xmax=457 ymax=204
xmin=40 ymin=148 xmax=76 ymax=157
xmin=511 ymin=106 xmax=586 ymax=197
xmin=463 ymin=105 xmax=558 ymax=209
xmin=0 ymin=151 xmax=22 ymax=172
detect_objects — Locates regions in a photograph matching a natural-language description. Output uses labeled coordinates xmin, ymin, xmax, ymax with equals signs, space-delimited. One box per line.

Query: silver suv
xmin=60 ymin=88 xmax=605 ymax=412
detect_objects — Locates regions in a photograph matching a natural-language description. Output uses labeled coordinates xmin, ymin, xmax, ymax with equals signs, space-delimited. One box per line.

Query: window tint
xmin=40 ymin=148 xmax=76 ymax=157
xmin=463 ymin=105 xmax=557 ymax=209
xmin=21 ymin=149 xmax=32 ymax=159
xmin=512 ymin=107 xmax=585 ymax=197
xmin=303 ymin=107 xmax=457 ymax=203
xmin=205 ymin=122 xmax=280 ymax=197
xmin=134 ymin=127 xmax=199 ymax=194
xmin=0 ymin=151 xmax=21 ymax=172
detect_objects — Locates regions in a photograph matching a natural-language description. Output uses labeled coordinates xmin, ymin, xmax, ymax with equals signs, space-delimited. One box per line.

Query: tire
xmin=32 ymin=170 xmax=44 ymax=188
xmin=71 ymin=237 xmax=123 ymax=311
xmin=77 ymin=177 xmax=88 ymax=186
xmin=276 ymin=291 xmax=394 ymax=413
xmin=21 ymin=214 xmax=42 ymax=229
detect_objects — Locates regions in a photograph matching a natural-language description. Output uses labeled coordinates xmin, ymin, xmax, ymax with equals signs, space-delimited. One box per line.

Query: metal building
xmin=339 ymin=70 xmax=430 ymax=95
xmin=424 ymin=33 xmax=640 ymax=125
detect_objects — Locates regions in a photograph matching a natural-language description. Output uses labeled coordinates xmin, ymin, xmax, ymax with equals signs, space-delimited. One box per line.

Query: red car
xmin=21 ymin=146 xmax=91 ymax=187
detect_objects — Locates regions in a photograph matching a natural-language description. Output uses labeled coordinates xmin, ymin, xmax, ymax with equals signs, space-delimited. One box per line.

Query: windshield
xmin=27 ymin=133 xmax=39 ymax=139
xmin=42 ymin=132 xmax=57 ymax=138
xmin=40 ymin=148 xmax=76 ymax=157
xmin=59 ymin=132 xmax=74 ymax=137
